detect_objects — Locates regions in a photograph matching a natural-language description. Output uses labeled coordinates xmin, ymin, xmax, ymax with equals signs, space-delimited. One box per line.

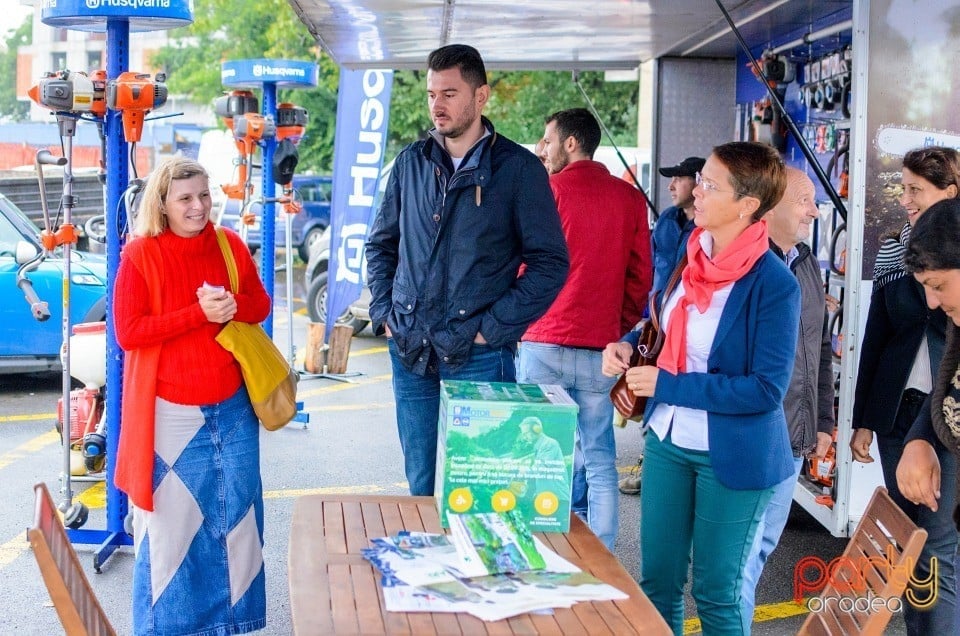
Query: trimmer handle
xmin=16 ymin=258 xmax=51 ymax=321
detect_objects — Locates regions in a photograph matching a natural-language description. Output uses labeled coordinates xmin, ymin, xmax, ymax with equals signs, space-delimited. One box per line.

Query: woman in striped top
xmin=850 ymin=146 xmax=960 ymax=635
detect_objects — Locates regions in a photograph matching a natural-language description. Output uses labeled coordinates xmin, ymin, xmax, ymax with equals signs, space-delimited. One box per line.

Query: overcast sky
xmin=1 ymin=0 xmax=33 ymax=39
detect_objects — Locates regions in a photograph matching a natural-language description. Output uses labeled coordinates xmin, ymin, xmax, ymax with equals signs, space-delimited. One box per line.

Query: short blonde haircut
xmin=134 ymin=156 xmax=210 ymax=237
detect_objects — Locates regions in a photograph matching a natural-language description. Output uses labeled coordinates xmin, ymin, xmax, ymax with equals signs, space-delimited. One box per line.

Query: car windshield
xmin=0 ymin=194 xmax=41 ymax=253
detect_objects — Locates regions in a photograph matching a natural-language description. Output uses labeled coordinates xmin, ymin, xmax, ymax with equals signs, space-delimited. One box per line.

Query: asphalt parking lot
xmin=0 ymin=261 xmax=907 ymax=635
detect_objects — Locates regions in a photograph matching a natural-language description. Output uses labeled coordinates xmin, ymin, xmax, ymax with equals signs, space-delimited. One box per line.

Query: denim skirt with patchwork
xmin=132 ymin=384 xmax=266 ymax=636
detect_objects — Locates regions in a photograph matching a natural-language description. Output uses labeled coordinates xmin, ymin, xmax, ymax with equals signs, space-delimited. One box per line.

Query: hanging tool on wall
xmin=27 ymin=72 xmax=105 ymax=529
xmin=714 ymin=0 xmax=849 ymax=222
xmin=106 ymin=71 xmax=166 ymax=143
xmin=214 ymin=89 xmax=260 ymax=206
xmin=271 ymin=102 xmax=309 ymax=373
xmin=214 ymin=90 xmax=276 ymax=235
xmin=747 ymin=53 xmax=793 ymax=152
xmin=273 ymin=102 xmax=308 ymax=216
xmin=29 ymin=69 xmax=107 ymax=117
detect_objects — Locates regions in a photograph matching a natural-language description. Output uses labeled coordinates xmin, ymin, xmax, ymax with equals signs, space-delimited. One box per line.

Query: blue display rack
xmin=220 ymin=59 xmax=318 ymax=337
xmin=40 ymin=0 xmax=193 ymax=572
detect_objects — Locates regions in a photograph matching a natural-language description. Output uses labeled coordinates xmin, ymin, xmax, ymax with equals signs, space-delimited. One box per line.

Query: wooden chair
xmin=28 ymin=482 xmax=116 ymax=636
xmin=799 ymin=486 xmax=928 ymax=636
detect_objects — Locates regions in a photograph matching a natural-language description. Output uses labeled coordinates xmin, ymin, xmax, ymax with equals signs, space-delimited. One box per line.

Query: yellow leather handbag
xmin=214 ymin=228 xmax=298 ymax=431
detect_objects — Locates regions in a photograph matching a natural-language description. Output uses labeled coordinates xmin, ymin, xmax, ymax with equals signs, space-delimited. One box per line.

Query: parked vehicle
xmin=218 ymin=174 xmax=332 ymax=261
xmin=0 ymin=191 xmax=108 ymax=374
xmin=304 ymin=226 xmax=370 ymax=335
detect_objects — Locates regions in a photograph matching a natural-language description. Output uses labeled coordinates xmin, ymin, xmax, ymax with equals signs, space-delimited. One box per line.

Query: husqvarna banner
xmin=326 ymin=68 xmax=393 ymax=341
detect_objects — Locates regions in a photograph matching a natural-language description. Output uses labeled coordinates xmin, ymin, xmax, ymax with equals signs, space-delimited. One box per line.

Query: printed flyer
xmin=446 ymin=510 xmax=546 ymax=578
xmin=361 ymin=528 xmax=628 ymax=622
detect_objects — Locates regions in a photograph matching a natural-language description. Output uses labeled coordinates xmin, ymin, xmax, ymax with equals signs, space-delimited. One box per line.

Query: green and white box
xmin=435 ymin=381 xmax=578 ymax=533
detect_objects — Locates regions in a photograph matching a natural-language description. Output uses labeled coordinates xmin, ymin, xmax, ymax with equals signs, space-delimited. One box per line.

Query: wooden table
xmin=288 ymin=494 xmax=671 ymax=635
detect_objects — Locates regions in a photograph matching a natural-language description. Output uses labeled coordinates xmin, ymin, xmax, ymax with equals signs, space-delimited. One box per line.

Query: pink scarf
xmin=657 ymin=221 xmax=769 ymax=374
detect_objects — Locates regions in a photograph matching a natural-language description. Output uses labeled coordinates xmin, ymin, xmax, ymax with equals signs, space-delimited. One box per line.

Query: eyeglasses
xmin=695 ymin=172 xmax=743 ymax=196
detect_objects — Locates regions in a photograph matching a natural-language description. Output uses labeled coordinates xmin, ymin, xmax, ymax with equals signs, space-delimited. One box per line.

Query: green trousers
xmin=640 ymin=431 xmax=773 ymax=635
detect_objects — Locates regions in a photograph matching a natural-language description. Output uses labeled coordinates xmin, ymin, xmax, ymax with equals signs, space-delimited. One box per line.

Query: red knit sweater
xmin=114 ymin=223 xmax=271 ymax=405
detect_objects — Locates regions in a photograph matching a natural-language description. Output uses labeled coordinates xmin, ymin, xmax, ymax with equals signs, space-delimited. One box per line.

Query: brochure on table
xmin=361 ymin=511 xmax=628 ymax=622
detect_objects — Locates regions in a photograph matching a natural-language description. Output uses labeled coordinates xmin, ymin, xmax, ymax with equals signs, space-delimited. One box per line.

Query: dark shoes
xmin=618 ymin=456 xmax=643 ymax=495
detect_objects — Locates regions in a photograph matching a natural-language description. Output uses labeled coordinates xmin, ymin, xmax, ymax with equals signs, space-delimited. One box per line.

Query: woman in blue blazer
xmin=603 ymin=142 xmax=799 ymax=635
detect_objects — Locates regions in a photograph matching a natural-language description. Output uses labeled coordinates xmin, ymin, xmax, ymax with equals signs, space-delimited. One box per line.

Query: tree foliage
xmin=0 ymin=16 xmax=32 ymax=122
xmin=151 ymin=0 xmax=637 ymax=172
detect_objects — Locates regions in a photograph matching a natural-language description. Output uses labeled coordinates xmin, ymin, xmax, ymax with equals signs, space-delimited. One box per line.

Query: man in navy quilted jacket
xmin=366 ymin=44 xmax=569 ymax=496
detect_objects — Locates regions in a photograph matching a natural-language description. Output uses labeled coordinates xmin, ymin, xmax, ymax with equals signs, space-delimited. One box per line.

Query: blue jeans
xmin=571 ymin=452 xmax=588 ymax=517
xmin=517 ymin=342 xmax=618 ymax=550
xmin=741 ymin=456 xmax=803 ymax=622
xmin=641 ymin=432 xmax=772 ymax=635
xmin=876 ymin=390 xmax=959 ymax=636
xmin=387 ymin=339 xmax=516 ymax=496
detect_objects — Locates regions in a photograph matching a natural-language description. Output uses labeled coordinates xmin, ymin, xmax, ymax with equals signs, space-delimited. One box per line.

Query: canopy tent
xmin=286 ymin=0 xmax=851 ymax=70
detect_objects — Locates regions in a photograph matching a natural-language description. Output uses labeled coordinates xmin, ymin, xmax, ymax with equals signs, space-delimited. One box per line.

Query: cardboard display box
xmin=435 ymin=381 xmax=578 ymax=532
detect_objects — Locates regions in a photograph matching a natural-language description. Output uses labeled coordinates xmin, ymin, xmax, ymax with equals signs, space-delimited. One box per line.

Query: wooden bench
xmin=289 ymin=494 xmax=671 ymax=634
xmin=29 ymin=482 xmax=116 ymax=636
xmin=799 ymin=486 xmax=927 ymax=636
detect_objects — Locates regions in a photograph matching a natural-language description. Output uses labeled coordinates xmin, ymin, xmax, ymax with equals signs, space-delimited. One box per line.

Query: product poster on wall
xmin=863 ymin=0 xmax=960 ymax=278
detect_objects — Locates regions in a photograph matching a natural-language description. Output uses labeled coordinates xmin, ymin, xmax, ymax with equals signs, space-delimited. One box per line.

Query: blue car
xmin=218 ymin=174 xmax=332 ymax=261
xmin=0 ymin=191 xmax=108 ymax=374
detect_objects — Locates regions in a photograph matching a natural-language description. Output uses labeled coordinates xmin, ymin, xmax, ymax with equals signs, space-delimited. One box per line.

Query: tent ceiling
xmin=287 ymin=0 xmax=851 ymax=70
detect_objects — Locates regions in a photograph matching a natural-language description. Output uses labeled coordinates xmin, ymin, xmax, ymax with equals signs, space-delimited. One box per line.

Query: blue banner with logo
xmin=326 ymin=68 xmax=393 ymax=341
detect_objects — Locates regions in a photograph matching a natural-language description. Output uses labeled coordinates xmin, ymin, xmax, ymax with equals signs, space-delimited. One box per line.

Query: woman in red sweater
xmin=113 ymin=156 xmax=271 ymax=635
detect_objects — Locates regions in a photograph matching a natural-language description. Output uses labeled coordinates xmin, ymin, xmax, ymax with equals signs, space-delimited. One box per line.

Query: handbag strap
xmin=650 ymin=254 xmax=687 ymax=332
xmin=214 ymin=228 xmax=240 ymax=294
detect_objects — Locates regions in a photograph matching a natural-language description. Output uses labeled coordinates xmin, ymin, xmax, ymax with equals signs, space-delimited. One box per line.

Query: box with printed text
xmin=435 ymin=381 xmax=578 ymax=533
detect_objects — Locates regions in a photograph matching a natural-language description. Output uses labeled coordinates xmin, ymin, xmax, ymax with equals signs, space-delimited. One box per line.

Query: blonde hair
xmin=134 ymin=156 xmax=210 ymax=237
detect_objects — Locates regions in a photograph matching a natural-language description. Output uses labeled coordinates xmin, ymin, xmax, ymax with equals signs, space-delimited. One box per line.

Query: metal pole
xmin=103 ymin=15 xmax=130 ymax=540
xmin=572 ymin=73 xmax=658 ymax=219
xmin=285 ymin=210 xmax=295 ymax=364
xmin=261 ymin=83 xmax=277 ymax=337
xmin=59 ymin=116 xmax=76 ymax=510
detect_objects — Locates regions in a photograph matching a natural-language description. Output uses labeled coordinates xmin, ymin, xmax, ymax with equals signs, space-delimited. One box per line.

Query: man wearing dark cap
xmin=651 ymin=156 xmax=705 ymax=295
xmin=617 ymin=155 xmax=704 ymax=497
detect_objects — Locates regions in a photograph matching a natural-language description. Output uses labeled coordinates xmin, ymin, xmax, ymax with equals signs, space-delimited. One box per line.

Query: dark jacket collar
xmin=768 ymin=239 xmax=810 ymax=272
xmin=421 ymin=116 xmax=496 ymax=171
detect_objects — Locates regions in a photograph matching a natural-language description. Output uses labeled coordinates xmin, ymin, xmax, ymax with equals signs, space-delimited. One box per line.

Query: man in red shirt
xmin=519 ymin=108 xmax=652 ymax=549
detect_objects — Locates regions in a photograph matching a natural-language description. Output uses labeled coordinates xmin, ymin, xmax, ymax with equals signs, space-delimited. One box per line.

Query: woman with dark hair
xmin=850 ymin=146 xmax=960 ymax=634
xmin=901 ymin=198 xmax=960 ymax=512
xmin=602 ymin=141 xmax=798 ymax=634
